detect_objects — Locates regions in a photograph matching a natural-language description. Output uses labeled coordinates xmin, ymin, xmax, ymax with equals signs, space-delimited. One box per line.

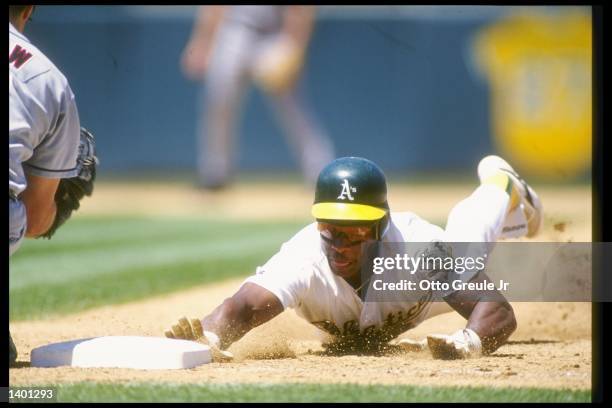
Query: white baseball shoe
xmin=477 ymin=155 xmax=543 ymax=237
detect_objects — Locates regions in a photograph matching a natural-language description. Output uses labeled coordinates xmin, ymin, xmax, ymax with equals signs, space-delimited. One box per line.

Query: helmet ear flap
xmin=374 ymin=213 xmax=390 ymax=240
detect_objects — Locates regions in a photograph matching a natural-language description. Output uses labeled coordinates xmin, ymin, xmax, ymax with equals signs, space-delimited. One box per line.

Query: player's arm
xmin=166 ymin=227 xmax=311 ymax=359
xmin=165 ymin=282 xmax=284 ymax=361
xmin=282 ymin=6 xmax=316 ymax=51
xmin=445 ymin=271 xmax=517 ymax=353
xmin=181 ymin=5 xmax=225 ymax=80
xmin=430 ymin=271 xmax=517 ymax=359
xmin=20 ymin=174 xmax=60 ymax=237
xmin=202 ymin=282 xmax=284 ymax=349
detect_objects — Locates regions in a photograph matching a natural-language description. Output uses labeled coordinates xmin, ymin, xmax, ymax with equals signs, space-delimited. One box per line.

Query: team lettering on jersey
xmin=311 ymin=290 xmax=433 ymax=347
xmin=9 ymin=44 xmax=33 ymax=69
xmin=337 ymin=179 xmax=357 ymax=201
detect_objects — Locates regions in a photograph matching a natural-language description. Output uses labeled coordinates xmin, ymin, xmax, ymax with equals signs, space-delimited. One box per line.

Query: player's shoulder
xmin=9 ymin=23 xmax=70 ymax=90
xmin=273 ymin=221 xmax=324 ymax=272
xmin=387 ymin=211 xmax=445 ymax=242
xmin=283 ymin=222 xmax=320 ymax=250
xmin=388 ymin=211 xmax=436 ymax=230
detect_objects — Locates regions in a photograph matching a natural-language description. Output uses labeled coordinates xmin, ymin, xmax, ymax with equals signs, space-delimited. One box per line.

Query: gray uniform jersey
xmin=9 ymin=22 xmax=80 ymax=254
xmin=224 ymin=6 xmax=284 ymax=33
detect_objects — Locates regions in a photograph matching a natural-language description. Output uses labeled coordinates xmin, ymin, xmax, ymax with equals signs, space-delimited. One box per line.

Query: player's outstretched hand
xmin=181 ymin=40 xmax=211 ymax=81
xmin=427 ymin=329 xmax=482 ymax=360
xmin=165 ymin=317 xmax=234 ymax=362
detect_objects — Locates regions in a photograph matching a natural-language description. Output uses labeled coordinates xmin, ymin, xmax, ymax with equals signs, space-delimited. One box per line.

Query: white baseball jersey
xmin=243 ymin=211 xmax=482 ymax=340
xmin=9 ymin=22 xmax=81 ymax=254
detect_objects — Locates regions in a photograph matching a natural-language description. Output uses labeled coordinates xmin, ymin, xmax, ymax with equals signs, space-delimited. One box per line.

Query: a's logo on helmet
xmin=337 ymin=179 xmax=357 ymax=201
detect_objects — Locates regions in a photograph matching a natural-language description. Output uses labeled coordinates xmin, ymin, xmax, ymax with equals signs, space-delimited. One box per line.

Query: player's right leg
xmin=197 ymin=25 xmax=253 ymax=190
xmin=268 ymin=89 xmax=335 ymax=187
xmin=254 ymin=33 xmax=335 ymax=187
xmin=477 ymin=155 xmax=543 ymax=238
xmin=9 ymin=198 xmax=26 ymax=365
xmin=444 ymin=155 xmax=543 ymax=243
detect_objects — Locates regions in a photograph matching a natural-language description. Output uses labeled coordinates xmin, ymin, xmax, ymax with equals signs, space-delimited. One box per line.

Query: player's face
xmin=318 ymin=222 xmax=376 ymax=278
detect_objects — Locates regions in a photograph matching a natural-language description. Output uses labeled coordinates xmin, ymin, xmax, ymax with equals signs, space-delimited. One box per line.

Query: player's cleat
xmin=196 ymin=180 xmax=228 ymax=191
xmin=9 ymin=331 xmax=17 ymax=366
xmin=477 ymin=155 xmax=543 ymax=237
xmin=197 ymin=163 xmax=232 ymax=191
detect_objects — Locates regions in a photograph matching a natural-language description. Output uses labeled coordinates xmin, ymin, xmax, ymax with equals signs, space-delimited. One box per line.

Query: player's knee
xmin=447 ymin=198 xmax=476 ymax=224
xmin=445 ymin=198 xmax=496 ymax=241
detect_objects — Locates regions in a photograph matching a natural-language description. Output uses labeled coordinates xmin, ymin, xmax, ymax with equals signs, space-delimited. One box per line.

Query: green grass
xmin=14 ymin=382 xmax=590 ymax=403
xmin=9 ymin=216 xmax=307 ymax=321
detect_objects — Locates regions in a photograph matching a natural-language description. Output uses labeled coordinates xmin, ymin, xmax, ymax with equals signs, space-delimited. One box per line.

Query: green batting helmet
xmin=312 ymin=157 xmax=390 ymax=228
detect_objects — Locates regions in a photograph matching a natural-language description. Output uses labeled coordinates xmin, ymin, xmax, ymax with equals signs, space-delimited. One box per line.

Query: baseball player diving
xmin=166 ymin=155 xmax=543 ymax=360
xmin=9 ymin=5 xmax=98 ymax=365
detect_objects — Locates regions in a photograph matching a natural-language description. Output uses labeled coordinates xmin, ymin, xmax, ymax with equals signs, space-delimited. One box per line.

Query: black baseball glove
xmin=40 ymin=127 xmax=98 ymax=239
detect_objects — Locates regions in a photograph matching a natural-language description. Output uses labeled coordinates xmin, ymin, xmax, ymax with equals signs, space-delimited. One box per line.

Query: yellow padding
xmin=311 ymin=202 xmax=386 ymax=221
xmin=482 ymin=172 xmax=520 ymax=210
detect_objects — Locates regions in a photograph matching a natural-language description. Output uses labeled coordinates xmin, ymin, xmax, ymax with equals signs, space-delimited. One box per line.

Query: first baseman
xmin=9 ymin=5 xmax=98 ymax=366
xmin=166 ymin=155 xmax=543 ymax=360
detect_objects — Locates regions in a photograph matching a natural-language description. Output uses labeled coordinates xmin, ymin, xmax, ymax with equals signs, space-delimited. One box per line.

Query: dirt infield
xmin=9 ymin=282 xmax=592 ymax=390
xmin=9 ymin=181 xmax=592 ymax=390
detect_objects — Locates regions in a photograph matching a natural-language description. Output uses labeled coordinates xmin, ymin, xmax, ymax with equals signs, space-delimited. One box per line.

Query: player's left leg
xmin=267 ymin=80 xmax=335 ymax=187
xmin=9 ymin=197 xmax=26 ymax=256
xmin=197 ymin=25 xmax=253 ymax=189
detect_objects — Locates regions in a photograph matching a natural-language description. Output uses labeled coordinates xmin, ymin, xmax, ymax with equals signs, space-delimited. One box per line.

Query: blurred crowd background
xmin=25 ymin=5 xmax=592 ymax=183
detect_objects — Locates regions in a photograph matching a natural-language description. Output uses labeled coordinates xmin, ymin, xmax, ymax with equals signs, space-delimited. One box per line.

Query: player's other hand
xmin=165 ymin=316 xmax=234 ymax=362
xmin=427 ymin=329 xmax=482 ymax=360
xmin=181 ymin=40 xmax=211 ymax=81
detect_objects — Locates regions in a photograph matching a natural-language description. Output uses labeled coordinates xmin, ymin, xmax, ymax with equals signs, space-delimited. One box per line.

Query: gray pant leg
xmin=9 ymin=199 xmax=24 ymax=365
xmin=268 ymin=87 xmax=335 ymax=186
xmin=9 ymin=197 xmax=26 ymax=256
xmin=197 ymin=26 xmax=253 ymax=186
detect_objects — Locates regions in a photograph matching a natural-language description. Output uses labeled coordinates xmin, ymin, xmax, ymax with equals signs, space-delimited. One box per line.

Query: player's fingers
xmin=179 ymin=317 xmax=196 ymax=340
xmin=172 ymin=324 xmax=186 ymax=339
xmin=191 ymin=318 xmax=204 ymax=339
xmin=164 ymin=330 xmax=175 ymax=339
